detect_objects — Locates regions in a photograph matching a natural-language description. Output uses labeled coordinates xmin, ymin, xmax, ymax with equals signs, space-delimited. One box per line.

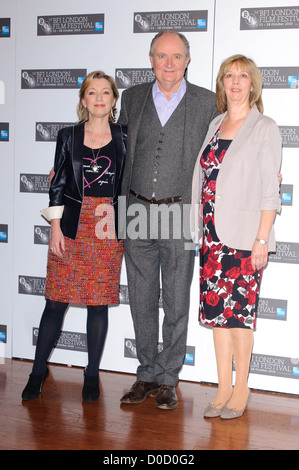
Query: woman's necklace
xmin=87 ymin=126 xmax=109 ymax=173
xmin=90 ymin=147 xmax=102 ymax=173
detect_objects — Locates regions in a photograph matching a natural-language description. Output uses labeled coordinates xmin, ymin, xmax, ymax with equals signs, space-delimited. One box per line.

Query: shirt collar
xmin=152 ymin=78 xmax=186 ymax=101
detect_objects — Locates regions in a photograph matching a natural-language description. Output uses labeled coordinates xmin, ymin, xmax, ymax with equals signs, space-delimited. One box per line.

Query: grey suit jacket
xmin=191 ymin=105 xmax=282 ymax=251
xmin=118 ymin=80 xmax=218 ymax=205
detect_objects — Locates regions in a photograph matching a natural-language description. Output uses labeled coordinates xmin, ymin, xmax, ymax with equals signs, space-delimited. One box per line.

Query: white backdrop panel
xmin=0 ymin=0 xmax=17 ymax=359
xmin=0 ymin=0 xmax=297 ymax=395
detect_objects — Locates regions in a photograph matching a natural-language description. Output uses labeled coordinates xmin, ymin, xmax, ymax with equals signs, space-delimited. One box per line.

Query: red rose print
xmin=218 ymin=150 xmax=226 ymax=163
xmin=210 ymin=242 xmax=222 ymax=253
xmin=208 ymin=180 xmax=216 ymax=192
xmin=223 ymin=307 xmax=233 ymax=319
xmin=206 ymin=291 xmax=220 ymax=306
xmin=237 ymin=279 xmax=247 ymax=288
xmin=203 ymin=256 xmax=221 ymax=279
xmin=202 ymin=244 xmax=208 ymax=256
xmin=220 ymin=292 xmax=228 ymax=299
xmin=240 ymin=257 xmax=255 ymax=275
xmin=203 ymin=214 xmax=212 ymax=225
xmin=225 ymin=281 xmax=233 ymax=294
xmin=225 ymin=267 xmax=240 ymax=279
xmin=245 ymin=290 xmax=256 ymax=305
xmin=207 ymin=233 xmax=213 ymax=243
xmin=202 ymin=191 xmax=215 ymax=202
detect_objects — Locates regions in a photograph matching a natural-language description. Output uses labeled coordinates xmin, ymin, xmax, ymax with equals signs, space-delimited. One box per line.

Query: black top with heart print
xmin=82 ymin=141 xmax=115 ymax=197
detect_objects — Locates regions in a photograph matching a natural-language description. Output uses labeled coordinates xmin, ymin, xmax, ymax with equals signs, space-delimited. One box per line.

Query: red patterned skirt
xmin=45 ymin=196 xmax=123 ymax=305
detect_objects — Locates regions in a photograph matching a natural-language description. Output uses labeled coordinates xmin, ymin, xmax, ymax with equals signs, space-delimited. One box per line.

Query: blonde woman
xmin=22 ymin=72 xmax=126 ymax=402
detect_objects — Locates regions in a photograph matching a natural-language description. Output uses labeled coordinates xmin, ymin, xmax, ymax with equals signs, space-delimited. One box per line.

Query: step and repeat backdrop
xmin=0 ymin=0 xmax=298 ymax=395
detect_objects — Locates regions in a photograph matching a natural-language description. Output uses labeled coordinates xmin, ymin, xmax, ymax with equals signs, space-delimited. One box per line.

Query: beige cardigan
xmin=191 ymin=105 xmax=282 ymax=251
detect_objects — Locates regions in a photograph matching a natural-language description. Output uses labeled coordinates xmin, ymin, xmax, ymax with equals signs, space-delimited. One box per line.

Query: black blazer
xmin=48 ymin=122 xmax=126 ymax=240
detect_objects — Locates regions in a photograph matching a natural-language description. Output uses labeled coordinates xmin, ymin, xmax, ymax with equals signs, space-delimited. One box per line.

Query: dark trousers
xmin=124 ymin=196 xmax=195 ymax=386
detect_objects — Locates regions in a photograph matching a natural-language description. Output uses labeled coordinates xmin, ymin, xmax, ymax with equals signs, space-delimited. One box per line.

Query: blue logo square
xmin=95 ymin=22 xmax=103 ymax=31
xmin=185 ymin=353 xmax=194 ymax=364
xmin=197 ymin=19 xmax=206 ymax=29
xmin=276 ymin=308 xmax=286 ymax=318
xmin=0 ymin=231 xmax=7 ymax=241
xmin=2 ymin=26 xmax=10 ymax=35
xmin=282 ymin=192 xmax=291 ymax=204
xmin=293 ymin=367 xmax=299 ymax=377
xmin=78 ymin=77 xmax=85 ymax=86
xmin=1 ymin=130 xmax=8 ymax=140
xmin=288 ymin=76 xmax=298 ymax=86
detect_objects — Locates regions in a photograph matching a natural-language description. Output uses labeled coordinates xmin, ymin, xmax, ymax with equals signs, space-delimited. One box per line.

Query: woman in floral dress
xmin=191 ymin=55 xmax=282 ymax=419
xmin=200 ymin=131 xmax=262 ymax=331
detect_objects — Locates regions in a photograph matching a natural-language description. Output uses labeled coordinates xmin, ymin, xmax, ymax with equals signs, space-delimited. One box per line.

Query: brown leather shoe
xmin=120 ymin=380 xmax=160 ymax=404
xmin=155 ymin=384 xmax=178 ymax=410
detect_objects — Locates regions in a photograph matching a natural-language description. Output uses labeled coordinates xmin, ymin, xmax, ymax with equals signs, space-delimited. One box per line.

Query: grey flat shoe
xmin=203 ymin=402 xmax=224 ymax=418
xmin=220 ymin=391 xmax=251 ymax=420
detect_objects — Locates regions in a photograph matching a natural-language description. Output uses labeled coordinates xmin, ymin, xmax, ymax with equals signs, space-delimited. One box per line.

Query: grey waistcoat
xmin=130 ymin=92 xmax=186 ymax=200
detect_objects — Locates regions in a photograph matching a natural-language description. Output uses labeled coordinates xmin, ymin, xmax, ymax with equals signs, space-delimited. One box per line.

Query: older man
xmin=119 ymin=30 xmax=218 ymax=409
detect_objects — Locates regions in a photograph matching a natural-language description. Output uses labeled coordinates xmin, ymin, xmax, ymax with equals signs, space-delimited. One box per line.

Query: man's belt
xmin=130 ymin=190 xmax=181 ymax=205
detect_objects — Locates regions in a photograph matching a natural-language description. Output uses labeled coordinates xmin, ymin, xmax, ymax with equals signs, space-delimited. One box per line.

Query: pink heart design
xmin=84 ymin=156 xmax=111 ymax=189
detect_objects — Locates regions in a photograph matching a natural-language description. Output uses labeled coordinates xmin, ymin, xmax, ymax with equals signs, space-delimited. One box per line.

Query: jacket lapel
xmin=197 ymin=113 xmax=225 ymax=159
xmin=110 ymin=123 xmax=125 ymax=195
xmin=218 ymin=105 xmax=260 ymax=172
xmin=183 ymin=82 xmax=199 ymax=171
xmin=72 ymin=122 xmax=85 ymax=198
xmin=128 ymin=83 xmax=153 ymax=164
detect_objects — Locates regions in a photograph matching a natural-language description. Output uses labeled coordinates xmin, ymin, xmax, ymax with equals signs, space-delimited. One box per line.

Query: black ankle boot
xmin=22 ymin=367 xmax=49 ymax=400
xmin=82 ymin=370 xmax=100 ymax=402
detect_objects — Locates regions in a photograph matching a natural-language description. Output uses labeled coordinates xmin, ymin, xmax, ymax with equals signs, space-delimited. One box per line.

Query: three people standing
xmin=22 ymin=33 xmax=282 ymax=422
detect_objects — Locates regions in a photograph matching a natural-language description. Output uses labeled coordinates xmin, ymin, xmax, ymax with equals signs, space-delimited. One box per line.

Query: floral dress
xmin=199 ymin=129 xmax=262 ymax=330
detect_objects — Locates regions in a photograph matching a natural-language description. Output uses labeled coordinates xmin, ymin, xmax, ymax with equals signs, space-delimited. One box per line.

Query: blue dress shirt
xmin=152 ymin=78 xmax=187 ymax=127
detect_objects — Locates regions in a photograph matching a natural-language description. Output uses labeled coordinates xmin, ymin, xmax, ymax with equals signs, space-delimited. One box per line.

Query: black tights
xmin=32 ymin=299 xmax=108 ymax=376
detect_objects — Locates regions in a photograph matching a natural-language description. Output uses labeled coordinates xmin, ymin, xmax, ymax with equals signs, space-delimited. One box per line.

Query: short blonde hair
xmin=77 ymin=71 xmax=119 ymax=123
xmin=216 ymin=54 xmax=263 ymax=113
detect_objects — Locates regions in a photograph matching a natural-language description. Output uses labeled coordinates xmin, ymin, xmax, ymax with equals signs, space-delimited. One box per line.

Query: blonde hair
xmin=77 ymin=71 xmax=119 ymax=123
xmin=216 ymin=54 xmax=263 ymax=113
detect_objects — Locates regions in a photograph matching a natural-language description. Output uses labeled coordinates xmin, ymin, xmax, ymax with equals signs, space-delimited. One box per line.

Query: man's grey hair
xmin=149 ymin=30 xmax=191 ymax=59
